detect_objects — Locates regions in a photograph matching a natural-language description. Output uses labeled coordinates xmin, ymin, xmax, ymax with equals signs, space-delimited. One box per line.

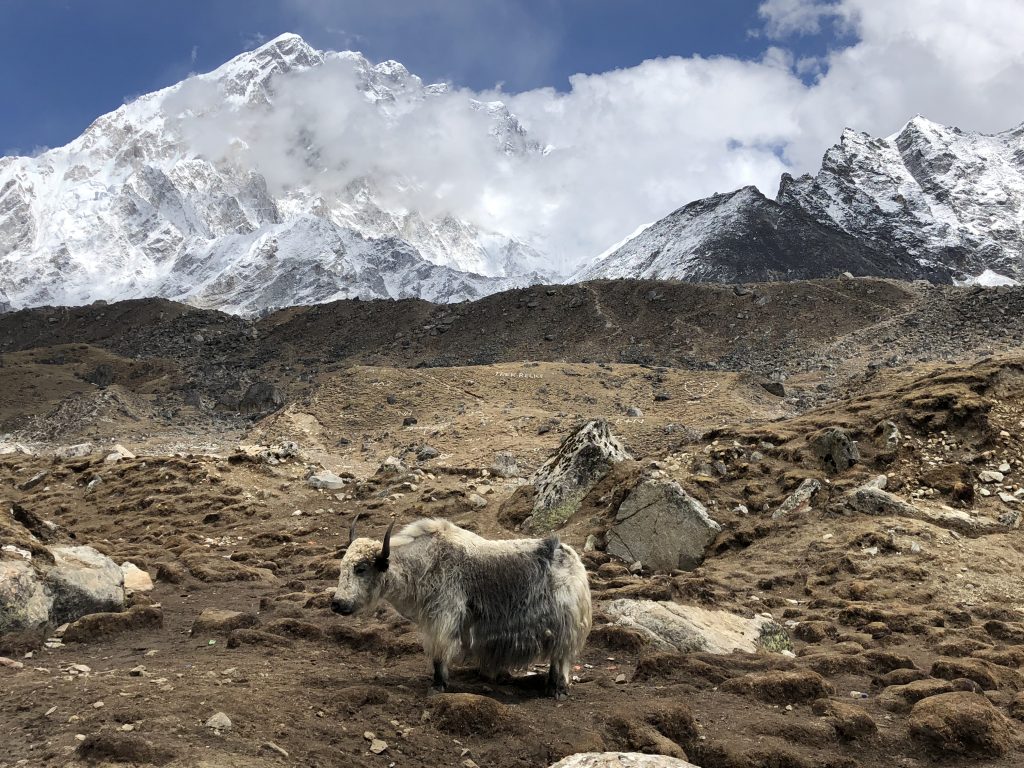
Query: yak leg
xmin=431 ymin=659 xmax=449 ymax=693
xmin=545 ymin=657 xmax=571 ymax=700
xmin=424 ymin=623 xmax=460 ymax=694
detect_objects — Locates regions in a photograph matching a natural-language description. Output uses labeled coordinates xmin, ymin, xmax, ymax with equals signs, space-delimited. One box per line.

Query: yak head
xmin=332 ymin=515 xmax=394 ymax=616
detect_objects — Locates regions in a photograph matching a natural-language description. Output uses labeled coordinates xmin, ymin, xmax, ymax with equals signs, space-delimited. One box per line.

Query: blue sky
xmin=1 ymin=0 xmax=841 ymax=154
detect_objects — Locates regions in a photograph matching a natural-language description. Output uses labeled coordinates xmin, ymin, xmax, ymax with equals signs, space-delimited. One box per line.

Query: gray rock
xmin=307 ymin=471 xmax=347 ymax=491
xmin=54 ymin=443 xmax=95 ymax=460
xmin=490 ymin=451 xmax=520 ymax=478
xmin=416 ymin=445 xmax=440 ymax=461
xmin=606 ymin=479 xmax=721 ymax=571
xmin=772 ymin=478 xmax=822 ymax=520
xmin=104 ymin=444 xmax=135 ymax=463
xmin=239 ymin=381 xmax=285 ymax=414
xmin=878 ymin=420 xmax=902 ymax=450
xmin=762 ymin=380 xmax=786 ymax=397
xmin=0 ymin=442 xmax=34 ymax=456
xmin=467 ymin=493 xmax=488 ymax=509
xmin=47 ymin=546 xmax=125 ymax=626
xmin=205 ymin=712 xmax=232 ymax=732
xmin=808 ymin=427 xmax=860 ymax=472
xmin=603 ymin=599 xmax=791 ymax=654
xmin=625 ymin=406 xmax=644 ymax=418
xmin=0 ymin=559 xmax=53 ymax=636
xmin=550 ymin=755 xmax=699 ymax=768
xmin=979 ymin=470 xmax=1005 ymax=483
xmin=844 ymin=484 xmax=1007 ymax=536
xmin=527 ymin=420 xmax=631 ymax=532
xmin=85 ymin=363 xmax=115 ymax=388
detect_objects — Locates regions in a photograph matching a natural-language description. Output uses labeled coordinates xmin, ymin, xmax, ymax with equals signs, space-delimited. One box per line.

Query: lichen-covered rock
xmin=490 ymin=451 xmax=520 ymax=478
xmin=0 ymin=559 xmax=52 ymax=636
xmin=527 ymin=420 xmax=631 ymax=532
xmin=603 ymin=599 xmax=791 ymax=654
xmin=808 ymin=427 xmax=860 ymax=472
xmin=606 ymin=479 xmax=721 ymax=571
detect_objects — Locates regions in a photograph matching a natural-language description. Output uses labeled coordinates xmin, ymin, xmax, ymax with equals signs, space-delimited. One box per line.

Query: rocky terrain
xmin=4 ymin=277 xmax=1024 ymax=767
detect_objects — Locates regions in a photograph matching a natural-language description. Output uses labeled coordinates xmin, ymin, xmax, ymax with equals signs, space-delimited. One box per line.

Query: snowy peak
xmin=583 ymin=116 xmax=1024 ymax=286
xmin=211 ymin=33 xmax=324 ymax=104
xmin=0 ymin=34 xmax=548 ymax=314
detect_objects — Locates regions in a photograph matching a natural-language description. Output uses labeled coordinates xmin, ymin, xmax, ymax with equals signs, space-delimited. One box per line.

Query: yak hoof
xmin=545 ymin=681 xmax=569 ymax=700
xmin=430 ymin=683 xmax=448 ymax=695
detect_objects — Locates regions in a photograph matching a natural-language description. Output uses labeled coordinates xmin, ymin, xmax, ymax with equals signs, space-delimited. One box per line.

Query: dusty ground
xmin=4 ymin=280 xmax=1024 ymax=767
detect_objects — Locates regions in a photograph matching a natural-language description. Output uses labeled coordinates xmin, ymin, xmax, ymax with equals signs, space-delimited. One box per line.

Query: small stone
xmin=120 ymin=562 xmax=154 ymax=593
xmin=92 ymin=701 xmax=105 ymax=709
xmin=999 ymin=463 xmax=1011 ymax=473
xmin=979 ymin=470 xmax=1005 ymax=483
xmin=129 ymin=665 xmax=146 ymax=677
xmin=614 ymin=674 xmax=627 ymax=683
xmin=0 ymin=657 xmax=25 ymax=669
xmin=205 ymin=712 xmax=232 ymax=731
xmin=369 ymin=739 xmax=388 ymax=754
xmin=70 ymin=664 xmax=92 ymax=674
xmin=467 ymin=493 xmax=488 ymax=509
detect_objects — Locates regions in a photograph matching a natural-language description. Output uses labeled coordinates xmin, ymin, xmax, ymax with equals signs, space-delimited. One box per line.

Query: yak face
xmin=332 ymin=538 xmax=389 ymax=616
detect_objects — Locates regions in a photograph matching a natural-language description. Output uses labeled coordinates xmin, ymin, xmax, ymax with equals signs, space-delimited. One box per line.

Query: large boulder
xmin=550 ymin=755 xmax=699 ymax=768
xmin=808 ymin=427 xmax=860 ymax=472
xmin=603 ymin=599 xmax=791 ymax=654
xmin=1 ymin=544 xmax=125 ymax=649
xmin=239 ymin=381 xmax=285 ymax=415
xmin=526 ymin=420 xmax=631 ymax=532
xmin=47 ymin=546 xmax=125 ymax=625
xmin=606 ymin=479 xmax=721 ymax=571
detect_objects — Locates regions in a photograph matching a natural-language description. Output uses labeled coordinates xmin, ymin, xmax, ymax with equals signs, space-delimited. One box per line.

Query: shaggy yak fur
xmin=332 ymin=517 xmax=592 ymax=698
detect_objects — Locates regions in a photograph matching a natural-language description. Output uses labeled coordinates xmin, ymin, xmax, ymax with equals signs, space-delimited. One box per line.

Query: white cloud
xmin=169 ymin=1 xmax=1024 ymax=273
xmin=758 ymin=0 xmax=845 ymax=37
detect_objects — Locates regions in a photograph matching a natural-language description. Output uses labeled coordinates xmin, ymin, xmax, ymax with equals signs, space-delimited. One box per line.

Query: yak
xmin=332 ymin=516 xmax=592 ymax=699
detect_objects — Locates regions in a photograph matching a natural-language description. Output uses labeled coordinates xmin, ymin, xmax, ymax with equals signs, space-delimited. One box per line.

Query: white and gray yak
xmin=332 ymin=515 xmax=592 ymax=699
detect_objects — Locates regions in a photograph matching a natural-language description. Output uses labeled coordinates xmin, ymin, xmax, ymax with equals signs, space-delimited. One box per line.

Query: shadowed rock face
xmin=527 ymin=420 xmax=631 ymax=533
xmin=606 ymin=478 xmax=721 ymax=571
xmin=576 ymin=186 xmax=943 ymax=284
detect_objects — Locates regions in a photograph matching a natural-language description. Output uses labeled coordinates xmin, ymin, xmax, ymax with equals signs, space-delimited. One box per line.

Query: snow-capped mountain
xmin=580 ymin=116 xmax=1024 ymax=285
xmin=0 ymin=33 xmax=547 ymax=313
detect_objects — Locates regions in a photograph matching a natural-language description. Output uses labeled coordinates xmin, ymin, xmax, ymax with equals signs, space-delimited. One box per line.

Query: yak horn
xmin=380 ymin=517 xmax=396 ymax=561
xmin=348 ymin=513 xmax=361 ymax=545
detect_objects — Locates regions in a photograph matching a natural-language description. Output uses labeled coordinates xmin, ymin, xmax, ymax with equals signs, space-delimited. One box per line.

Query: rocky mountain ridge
xmin=581 ymin=116 xmax=1024 ymax=286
